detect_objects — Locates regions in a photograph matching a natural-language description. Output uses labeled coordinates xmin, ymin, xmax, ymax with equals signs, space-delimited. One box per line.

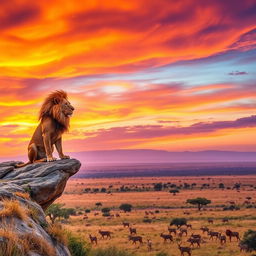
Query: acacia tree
xmin=186 ymin=197 xmax=211 ymax=211
xmin=46 ymin=203 xmax=74 ymax=224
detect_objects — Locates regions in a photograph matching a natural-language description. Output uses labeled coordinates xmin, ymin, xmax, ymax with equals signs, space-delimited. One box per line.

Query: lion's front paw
xmin=60 ymin=155 xmax=70 ymax=159
xmin=47 ymin=156 xmax=57 ymax=162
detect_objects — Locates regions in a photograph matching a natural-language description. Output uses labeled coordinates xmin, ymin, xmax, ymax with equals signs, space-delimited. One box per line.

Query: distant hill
xmin=71 ymin=149 xmax=256 ymax=164
xmin=1 ymin=149 xmax=256 ymax=165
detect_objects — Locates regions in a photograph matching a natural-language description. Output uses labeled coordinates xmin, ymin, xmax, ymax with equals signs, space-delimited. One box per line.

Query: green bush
xmin=89 ymin=246 xmax=136 ymax=256
xmin=66 ymin=231 xmax=90 ymax=256
xmin=156 ymin=252 xmax=168 ymax=256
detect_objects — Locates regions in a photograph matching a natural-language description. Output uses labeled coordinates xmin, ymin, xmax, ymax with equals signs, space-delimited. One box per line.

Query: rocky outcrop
xmin=0 ymin=159 xmax=81 ymax=256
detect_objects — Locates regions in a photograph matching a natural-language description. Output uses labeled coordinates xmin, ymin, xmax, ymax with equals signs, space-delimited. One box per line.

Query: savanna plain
xmin=56 ymin=175 xmax=256 ymax=256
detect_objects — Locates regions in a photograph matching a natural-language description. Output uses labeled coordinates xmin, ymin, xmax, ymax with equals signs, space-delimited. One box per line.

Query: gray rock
xmin=0 ymin=158 xmax=81 ymax=256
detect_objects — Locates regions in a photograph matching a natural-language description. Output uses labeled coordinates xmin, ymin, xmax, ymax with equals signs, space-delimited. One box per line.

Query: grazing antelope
xmin=160 ymin=233 xmax=173 ymax=243
xmin=222 ymin=218 xmax=229 ymax=223
xmin=208 ymin=218 xmax=214 ymax=224
xmin=178 ymin=243 xmax=192 ymax=256
xmin=208 ymin=231 xmax=220 ymax=240
xmin=191 ymin=233 xmax=201 ymax=239
xmin=129 ymin=227 xmax=137 ymax=235
xmin=94 ymin=212 xmax=99 ymax=216
xmin=89 ymin=234 xmax=97 ymax=245
xmin=187 ymin=237 xmax=201 ymax=248
xmin=115 ymin=213 xmax=120 ymax=217
xmin=180 ymin=228 xmax=188 ymax=236
xmin=168 ymin=227 xmax=177 ymax=235
xmin=200 ymin=227 xmax=209 ymax=234
xmin=219 ymin=234 xmax=226 ymax=244
xmin=226 ymin=229 xmax=240 ymax=242
xmin=122 ymin=222 xmax=130 ymax=228
xmin=98 ymin=230 xmax=112 ymax=239
xmin=128 ymin=235 xmax=143 ymax=245
xmin=186 ymin=224 xmax=192 ymax=229
xmin=147 ymin=239 xmax=152 ymax=251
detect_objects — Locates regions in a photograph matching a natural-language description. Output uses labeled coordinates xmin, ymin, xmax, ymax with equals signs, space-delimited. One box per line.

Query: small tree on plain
xmin=170 ymin=218 xmax=187 ymax=228
xmin=240 ymin=229 xmax=256 ymax=251
xmin=186 ymin=197 xmax=211 ymax=211
xmin=46 ymin=204 xmax=73 ymax=224
xmin=169 ymin=189 xmax=179 ymax=196
xmin=119 ymin=203 xmax=133 ymax=212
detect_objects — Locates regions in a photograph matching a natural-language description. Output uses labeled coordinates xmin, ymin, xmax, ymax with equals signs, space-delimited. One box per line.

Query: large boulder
xmin=0 ymin=159 xmax=81 ymax=256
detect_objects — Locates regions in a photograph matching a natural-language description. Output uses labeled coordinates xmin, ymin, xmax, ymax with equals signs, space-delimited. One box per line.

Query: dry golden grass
xmin=14 ymin=191 xmax=30 ymax=200
xmin=22 ymin=233 xmax=56 ymax=256
xmin=47 ymin=223 xmax=68 ymax=245
xmin=0 ymin=199 xmax=28 ymax=221
xmin=0 ymin=227 xmax=25 ymax=256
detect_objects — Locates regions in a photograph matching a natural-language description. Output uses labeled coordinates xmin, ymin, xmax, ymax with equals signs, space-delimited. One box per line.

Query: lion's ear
xmin=53 ymin=98 xmax=60 ymax=104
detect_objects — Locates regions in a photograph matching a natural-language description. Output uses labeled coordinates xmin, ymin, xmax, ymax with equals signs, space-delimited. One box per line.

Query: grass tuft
xmin=0 ymin=199 xmax=28 ymax=221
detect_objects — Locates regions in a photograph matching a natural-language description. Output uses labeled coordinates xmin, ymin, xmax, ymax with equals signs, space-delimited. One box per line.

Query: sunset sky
xmin=0 ymin=0 xmax=256 ymax=158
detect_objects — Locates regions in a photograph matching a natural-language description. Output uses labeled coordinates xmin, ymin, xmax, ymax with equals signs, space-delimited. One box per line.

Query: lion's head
xmin=39 ymin=90 xmax=74 ymax=131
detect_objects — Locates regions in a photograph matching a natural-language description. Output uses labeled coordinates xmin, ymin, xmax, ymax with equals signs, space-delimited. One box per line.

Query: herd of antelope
xmin=88 ymin=217 xmax=246 ymax=255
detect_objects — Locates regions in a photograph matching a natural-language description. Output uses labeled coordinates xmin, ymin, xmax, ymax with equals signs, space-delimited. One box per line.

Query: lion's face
xmin=61 ymin=98 xmax=74 ymax=117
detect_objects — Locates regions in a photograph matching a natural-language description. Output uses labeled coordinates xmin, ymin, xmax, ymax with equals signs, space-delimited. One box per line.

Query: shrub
xmin=66 ymin=231 xmax=90 ymax=256
xmin=85 ymin=209 xmax=91 ymax=213
xmin=101 ymin=207 xmax=111 ymax=214
xmin=119 ymin=204 xmax=133 ymax=212
xmin=154 ymin=183 xmax=163 ymax=191
xmin=240 ymin=229 xmax=256 ymax=251
xmin=89 ymin=246 xmax=136 ymax=256
xmin=170 ymin=218 xmax=187 ymax=228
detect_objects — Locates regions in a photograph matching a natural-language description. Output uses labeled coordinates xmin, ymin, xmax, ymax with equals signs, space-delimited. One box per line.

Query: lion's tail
xmin=15 ymin=162 xmax=31 ymax=168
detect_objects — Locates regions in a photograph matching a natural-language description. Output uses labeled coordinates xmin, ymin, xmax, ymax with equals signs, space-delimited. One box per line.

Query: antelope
xmin=208 ymin=218 xmax=214 ymax=224
xmin=226 ymin=229 xmax=240 ymax=242
xmin=208 ymin=231 xmax=220 ymax=240
xmin=129 ymin=227 xmax=137 ymax=235
xmin=115 ymin=213 xmax=120 ymax=217
xmin=98 ymin=230 xmax=111 ymax=239
xmin=186 ymin=224 xmax=192 ymax=229
xmin=128 ymin=235 xmax=143 ymax=245
xmin=191 ymin=233 xmax=201 ymax=239
xmin=180 ymin=228 xmax=188 ymax=236
xmin=160 ymin=233 xmax=173 ymax=243
xmin=200 ymin=227 xmax=209 ymax=234
xmin=222 ymin=218 xmax=229 ymax=223
xmin=187 ymin=237 xmax=201 ymax=248
xmin=89 ymin=234 xmax=97 ymax=245
xmin=122 ymin=222 xmax=130 ymax=228
xmin=178 ymin=243 xmax=192 ymax=256
xmin=168 ymin=227 xmax=177 ymax=235
xmin=147 ymin=239 xmax=152 ymax=251
xmin=219 ymin=234 xmax=226 ymax=244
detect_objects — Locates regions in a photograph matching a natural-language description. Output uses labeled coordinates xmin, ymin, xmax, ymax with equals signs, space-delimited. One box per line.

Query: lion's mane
xmin=39 ymin=90 xmax=70 ymax=132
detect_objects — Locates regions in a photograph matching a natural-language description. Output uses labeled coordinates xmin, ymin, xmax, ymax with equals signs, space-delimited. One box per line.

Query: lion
xmin=16 ymin=90 xmax=74 ymax=168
